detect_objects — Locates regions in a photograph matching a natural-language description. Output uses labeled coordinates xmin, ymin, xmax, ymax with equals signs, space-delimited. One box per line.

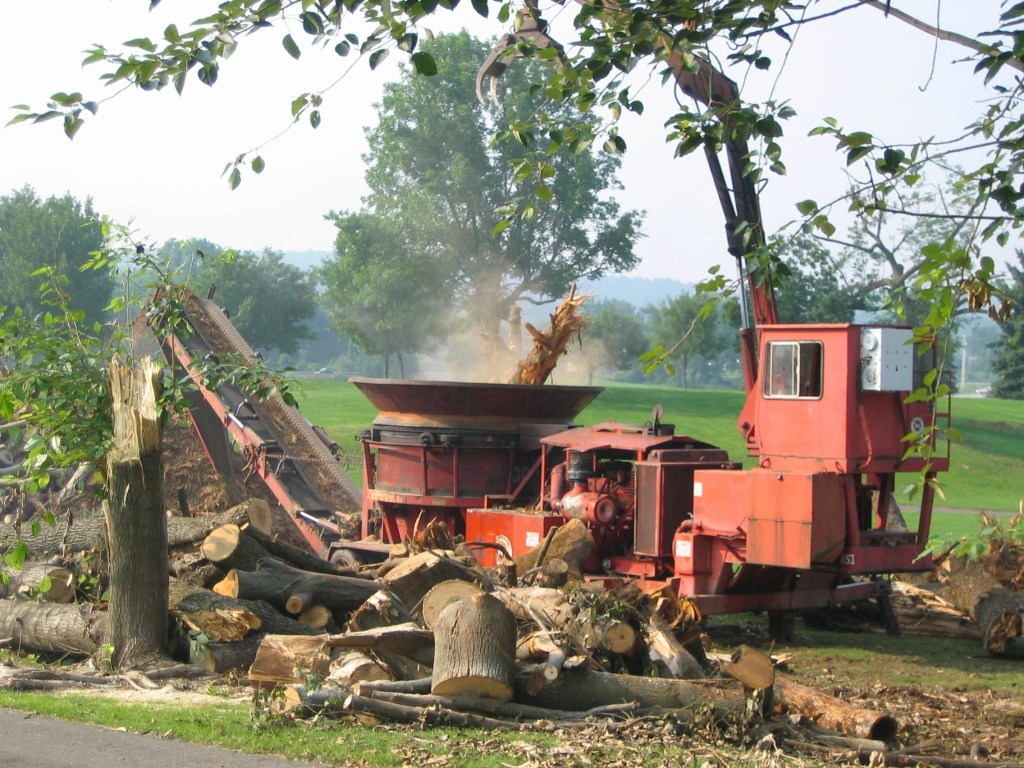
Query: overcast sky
xmin=0 ymin=1 xmax=1010 ymax=284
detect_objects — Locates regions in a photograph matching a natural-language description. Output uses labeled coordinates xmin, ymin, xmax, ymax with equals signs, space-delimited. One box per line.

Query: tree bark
xmin=0 ymin=599 xmax=108 ymax=657
xmin=105 ymin=357 xmax=170 ymax=669
xmin=214 ymin=558 xmax=383 ymax=615
xmin=431 ymin=593 xmax=517 ymax=700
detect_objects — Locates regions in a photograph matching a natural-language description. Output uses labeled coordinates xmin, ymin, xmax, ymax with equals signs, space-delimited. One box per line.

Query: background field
xmin=292 ymin=379 xmax=1024 ymax=542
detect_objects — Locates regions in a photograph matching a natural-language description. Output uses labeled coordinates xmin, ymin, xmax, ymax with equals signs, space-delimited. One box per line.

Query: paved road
xmin=0 ymin=708 xmax=327 ymax=768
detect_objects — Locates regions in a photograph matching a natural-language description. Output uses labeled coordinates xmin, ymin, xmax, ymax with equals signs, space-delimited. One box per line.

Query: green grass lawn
xmin=291 ymin=379 xmax=1024 ymax=514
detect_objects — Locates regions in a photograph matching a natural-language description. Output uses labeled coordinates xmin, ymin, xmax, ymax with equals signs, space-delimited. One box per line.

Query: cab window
xmin=763 ymin=341 xmax=823 ymax=399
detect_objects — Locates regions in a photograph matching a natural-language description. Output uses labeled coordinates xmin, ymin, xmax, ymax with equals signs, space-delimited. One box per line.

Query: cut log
xmin=536 ymin=557 xmax=570 ymax=588
xmin=515 ymin=632 xmax=568 ymax=683
xmin=431 ymin=593 xmax=516 ymax=700
xmin=215 ymin=558 xmax=383 ymax=615
xmin=248 ymin=633 xmax=332 ymax=689
xmin=169 ymin=579 xmax=320 ymax=640
xmin=1 ymin=563 xmax=76 ymax=603
xmin=643 ymin=616 xmax=705 ymax=679
xmin=324 ymin=622 xmax=435 ymax=667
xmin=0 ymin=503 xmax=249 ymax=558
xmin=347 ymin=590 xmax=413 ymax=632
xmin=380 ymin=550 xmax=482 ymax=617
xmin=190 ymin=632 xmax=265 ymax=674
xmin=202 ymin=524 xmax=275 ymax=572
xmin=421 ymin=579 xmax=485 ymax=630
xmin=973 ymin=588 xmax=1024 ymax=654
xmin=245 ymin=498 xmax=318 ymax=554
xmin=774 ymin=677 xmax=898 ymax=741
xmin=514 ymin=663 xmax=736 ymax=712
xmin=497 ymin=586 xmax=575 ymax=629
xmin=514 ymin=518 xmax=593 ymax=578
xmin=0 ymin=599 xmax=108 ymax=657
xmin=345 ymin=593 xmax=424 ymax=680
xmin=720 ymin=643 xmax=774 ymax=690
xmin=297 ymin=604 xmax=333 ymax=630
xmin=888 ymin=581 xmax=980 ymax=640
xmin=328 ymin=650 xmax=390 ymax=685
xmin=242 ymin=522 xmax=355 ymax=577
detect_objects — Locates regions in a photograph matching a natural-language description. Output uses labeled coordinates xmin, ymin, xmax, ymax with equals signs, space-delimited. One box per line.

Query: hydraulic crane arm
xmin=476 ymin=2 xmax=778 ymax=391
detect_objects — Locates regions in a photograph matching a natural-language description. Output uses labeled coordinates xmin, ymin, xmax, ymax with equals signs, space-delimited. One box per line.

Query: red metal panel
xmin=746 ymin=471 xmax=846 ymax=569
xmin=465 ymin=509 xmax=563 ymax=567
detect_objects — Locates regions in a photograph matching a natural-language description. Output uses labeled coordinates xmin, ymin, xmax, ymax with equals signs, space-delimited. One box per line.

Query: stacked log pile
xmin=2 ymin=498 xmax=901 ymax=743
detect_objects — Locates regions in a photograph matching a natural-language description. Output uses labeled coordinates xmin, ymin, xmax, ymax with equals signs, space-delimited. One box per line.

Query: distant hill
xmin=283 ymin=250 xmax=330 ymax=271
xmin=576 ymin=275 xmax=690 ymax=308
xmin=283 ymin=251 xmax=690 ymax=309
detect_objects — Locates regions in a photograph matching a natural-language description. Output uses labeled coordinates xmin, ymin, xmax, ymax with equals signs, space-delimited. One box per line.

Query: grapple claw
xmin=475 ymin=33 xmax=517 ymax=106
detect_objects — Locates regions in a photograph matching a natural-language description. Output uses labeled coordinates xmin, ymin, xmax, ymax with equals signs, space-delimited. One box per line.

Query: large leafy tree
xmin=649 ymin=291 xmax=733 ymax=389
xmin=320 ymin=213 xmax=450 ymax=377
xmin=337 ymin=31 xmax=642 ymax=340
xmin=0 ymin=186 xmax=113 ymax=326
xmin=583 ymin=298 xmax=650 ymax=384
xmin=992 ymin=252 xmax=1024 ymax=399
xmin=156 ymin=239 xmax=318 ymax=356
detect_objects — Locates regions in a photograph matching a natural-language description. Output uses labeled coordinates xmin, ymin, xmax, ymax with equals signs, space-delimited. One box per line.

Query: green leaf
xmin=309 ymin=110 xmax=321 ymax=128
xmin=335 ymin=40 xmax=351 ymax=56
xmin=300 ymin=11 xmax=324 ymax=35
xmin=846 ymin=145 xmax=872 ymax=165
xmin=228 ymin=167 xmax=242 ymax=190
xmin=410 ymin=51 xmax=437 ymax=76
xmin=796 ymin=199 xmax=817 ymax=215
xmin=369 ymin=48 xmax=388 ymax=70
xmin=251 ymin=155 xmax=266 ymax=173
xmin=123 ymin=37 xmax=157 ymax=52
xmin=282 ymin=34 xmax=301 ymax=59
xmin=471 ymin=0 xmax=488 ymax=17
xmin=198 ymin=62 xmax=218 ymax=86
xmin=63 ymin=113 xmax=84 ymax=140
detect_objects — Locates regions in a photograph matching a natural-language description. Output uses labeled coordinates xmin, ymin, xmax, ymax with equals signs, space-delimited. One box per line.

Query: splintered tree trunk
xmin=431 ymin=593 xmax=516 ymax=700
xmin=106 ymin=358 xmax=169 ymax=669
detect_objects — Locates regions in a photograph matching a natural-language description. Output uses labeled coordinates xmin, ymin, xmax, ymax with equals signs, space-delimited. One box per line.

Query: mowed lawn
xmin=292 ymin=379 xmax=1024 ymax=529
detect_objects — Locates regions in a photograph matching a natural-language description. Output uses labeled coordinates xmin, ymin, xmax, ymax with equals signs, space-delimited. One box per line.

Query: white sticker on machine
xmin=675 ymin=540 xmax=692 ymax=558
xmin=525 ymin=531 xmax=540 ymax=548
xmin=693 ymin=481 xmax=703 ymax=497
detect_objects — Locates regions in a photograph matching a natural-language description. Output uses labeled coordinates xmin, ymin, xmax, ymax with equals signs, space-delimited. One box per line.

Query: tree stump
xmin=431 ymin=592 xmax=516 ymax=700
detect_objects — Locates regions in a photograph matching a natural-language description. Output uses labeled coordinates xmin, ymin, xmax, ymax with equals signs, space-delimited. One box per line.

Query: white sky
xmin=0 ymin=1 xmax=1011 ymax=284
